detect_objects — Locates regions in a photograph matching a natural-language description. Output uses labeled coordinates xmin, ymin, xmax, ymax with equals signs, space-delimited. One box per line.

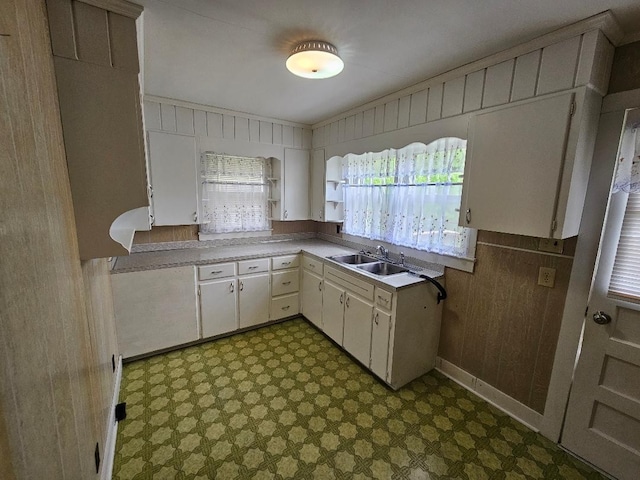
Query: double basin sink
xmin=328 ymin=253 xmax=410 ymax=276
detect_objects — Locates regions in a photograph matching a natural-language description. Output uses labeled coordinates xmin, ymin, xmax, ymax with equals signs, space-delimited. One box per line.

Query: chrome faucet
xmin=376 ymin=245 xmax=389 ymax=260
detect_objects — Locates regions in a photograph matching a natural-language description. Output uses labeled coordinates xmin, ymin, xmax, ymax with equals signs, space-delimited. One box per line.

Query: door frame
xmin=540 ymin=87 xmax=640 ymax=442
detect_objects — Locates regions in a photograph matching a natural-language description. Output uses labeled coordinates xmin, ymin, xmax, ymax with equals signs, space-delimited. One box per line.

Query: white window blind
xmin=609 ymin=192 xmax=640 ymax=302
xmin=200 ymin=153 xmax=271 ymax=234
xmin=342 ymin=139 xmax=474 ymax=259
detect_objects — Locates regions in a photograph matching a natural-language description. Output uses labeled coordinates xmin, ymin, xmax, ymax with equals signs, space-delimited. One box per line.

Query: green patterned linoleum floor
xmin=113 ymin=318 xmax=603 ymax=479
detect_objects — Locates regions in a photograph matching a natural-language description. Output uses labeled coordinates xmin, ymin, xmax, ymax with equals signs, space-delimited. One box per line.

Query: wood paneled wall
xmin=0 ymin=1 xmax=119 ymax=477
xmin=133 ymin=221 xmax=318 ymax=244
xmin=145 ymin=98 xmax=312 ymax=149
xmin=439 ymin=232 xmax=577 ymax=413
xmin=313 ymin=29 xmax=613 ymax=149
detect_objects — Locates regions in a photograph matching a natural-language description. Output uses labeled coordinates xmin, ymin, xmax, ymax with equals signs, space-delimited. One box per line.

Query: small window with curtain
xmin=200 ymin=153 xmax=271 ymax=235
xmin=342 ymin=138 xmax=474 ymax=260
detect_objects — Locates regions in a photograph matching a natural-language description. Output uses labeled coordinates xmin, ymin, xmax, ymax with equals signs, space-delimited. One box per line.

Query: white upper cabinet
xmin=272 ymin=148 xmax=310 ymax=220
xmin=147 ymin=131 xmax=199 ymax=226
xmin=459 ymin=87 xmax=601 ymax=239
xmin=310 ymin=149 xmax=326 ymax=221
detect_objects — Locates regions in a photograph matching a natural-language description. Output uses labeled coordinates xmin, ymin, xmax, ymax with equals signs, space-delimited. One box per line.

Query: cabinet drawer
xmin=198 ymin=262 xmax=236 ymax=281
xmin=272 ymin=270 xmax=299 ymax=296
xmin=375 ymin=288 xmax=393 ymax=311
xmin=272 ymin=254 xmax=300 ymax=271
xmin=302 ymin=255 xmax=324 ymax=274
xmin=238 ymin=258 xmax=269 ymax=275
xmin=271 ymin=293 xmax=299 ymax=320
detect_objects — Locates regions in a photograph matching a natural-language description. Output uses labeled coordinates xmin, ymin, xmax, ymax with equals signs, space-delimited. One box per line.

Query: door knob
xmin=592 ymin=311 xmax=611 ymax=325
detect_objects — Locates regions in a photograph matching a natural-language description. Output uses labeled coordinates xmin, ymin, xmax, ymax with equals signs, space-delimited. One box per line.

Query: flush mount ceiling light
xmin=286 ymin=40 xmax=344 ymax=79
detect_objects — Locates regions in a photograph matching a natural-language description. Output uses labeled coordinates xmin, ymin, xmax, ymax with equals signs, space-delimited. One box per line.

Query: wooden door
xmin=238 ymin=274 xmax=270 ymax=328
xmin=147 ymin=131 xmax=199 ymax=225
xmin=371 ymin=309 xmax=391 ymax=380
xmin=322 ymin=280 xmax=345 ymax=344
xmin=460 ymin=92 xmax=574 ymax=238
xmin=200 ymin=279 xmax=237 ymax=338
xmin=301 ymin=269 xmax=323 ymax=328
xmin=562 ymin=114 xmax=640 ymax=479
xmin=283 ymin=148 xmax=310 ymax=220
xmin=342 ymin=293 xmax=374 ymax=367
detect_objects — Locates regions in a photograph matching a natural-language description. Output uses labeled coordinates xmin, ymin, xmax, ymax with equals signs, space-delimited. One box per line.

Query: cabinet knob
xmin=593 ymin=311 xmax=611 ymax=325
xmin=465 ymin=208 xmax=471 ymax=224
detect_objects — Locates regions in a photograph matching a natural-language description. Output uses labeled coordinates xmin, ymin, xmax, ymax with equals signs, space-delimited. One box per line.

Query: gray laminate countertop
xmin=111 ymin=239 xmax=444 ymax=291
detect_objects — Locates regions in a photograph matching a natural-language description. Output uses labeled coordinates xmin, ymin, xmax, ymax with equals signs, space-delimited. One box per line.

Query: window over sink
xmin=342 ymin=138 xmax=476 ymax=262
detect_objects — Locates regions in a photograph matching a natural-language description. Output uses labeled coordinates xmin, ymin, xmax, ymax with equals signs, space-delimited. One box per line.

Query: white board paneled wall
xmin=144 ymin=97 xmax=312 ymax=150
xmin=312 ymin=30 xmax=613 ymax=149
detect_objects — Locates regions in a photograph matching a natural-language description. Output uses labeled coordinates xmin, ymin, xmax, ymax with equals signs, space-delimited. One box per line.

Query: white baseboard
xmin=100 ymin=355 xmax=123 ymax=480
xmin=436 ymin=357 xmax=543 ymax=432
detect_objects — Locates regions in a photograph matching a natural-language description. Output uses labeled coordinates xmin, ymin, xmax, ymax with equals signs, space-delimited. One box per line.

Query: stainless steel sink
xmin=357 ymin=262 xmax=409 ymax=276
xmin=329 ymin=253 xmax=379 ymax=265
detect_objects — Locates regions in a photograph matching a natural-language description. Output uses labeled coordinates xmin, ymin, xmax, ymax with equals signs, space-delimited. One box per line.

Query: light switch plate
xmin=538 ymin=267 xmax=556 ymax=288
xmin=538 ymin=238 xmax=564 ymax=254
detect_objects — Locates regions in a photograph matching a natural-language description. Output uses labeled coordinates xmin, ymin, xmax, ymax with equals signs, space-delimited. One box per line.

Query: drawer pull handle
xmin=282 ymin=281 xmax=291 ymax=285
xmin=377 ymin=295 xmax=389 ymax=304
xmin=374 ymin=312 xmax=379 ymax=325
xmin=318 ymin=281 xmax=322 ymax=291
xmin=229 ymin=282 xmax=234 ymax=293
xmin=346 ymin=296 xmax=350 ymax=308
xmin=309 ymin=264 xmax=315 ymax=268
xmin=239 ymin=281 xmax=244 ymax=291
xmin=248 ymin=266 xmax=259 ymax=270
xmin=211 ymin=270 xmax=223 ymax=275
xmin=339 ymin=293 xmax=343 ymax=304
xmin=281 ymin=261 xmax=291 ymax=266
xmin=281 ymin=305 xmax=290 ymax=311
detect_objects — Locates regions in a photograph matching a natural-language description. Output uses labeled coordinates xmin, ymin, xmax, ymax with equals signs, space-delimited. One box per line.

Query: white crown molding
xmin=77 ymin=0 xmax=143 ymax=18
xmin=144 ymin=94 xmax=312 ymax=129
xmin=313 ymin=10 xmax=623 ymax=129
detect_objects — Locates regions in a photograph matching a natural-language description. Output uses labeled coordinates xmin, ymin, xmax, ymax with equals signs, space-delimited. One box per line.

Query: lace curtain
xmin=200 ymin=153 xmax=271 ymax=234
xmin=342 ymin=139 xmax=472 ymax=258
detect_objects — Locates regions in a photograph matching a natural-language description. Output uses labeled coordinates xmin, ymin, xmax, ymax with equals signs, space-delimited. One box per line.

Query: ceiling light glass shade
xmin=286 ymin=41 xmax=344 ymax=79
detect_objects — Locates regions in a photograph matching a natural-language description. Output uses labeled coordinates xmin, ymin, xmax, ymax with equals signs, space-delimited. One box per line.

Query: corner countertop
xmin=111 ymin=238 xmax=444 ymax=291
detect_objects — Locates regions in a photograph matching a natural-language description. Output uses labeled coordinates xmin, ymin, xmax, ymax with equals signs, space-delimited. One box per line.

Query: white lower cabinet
xmin=342 ymin=293 xmax=374 ymax=366
xmin=301 ymin=268 xmax=323 ymax=328
xmin=370 ymin=308 xmax=391 ymax=380
xmin=112 ymin=266 xmax=199 ymax=359
xmin=322 ymin=279 xmax=346 ymax=344
xmin=239 ymin=274 xmax=270 ymax=328
xmin=200 ymin=279 xmax=237 ymax=338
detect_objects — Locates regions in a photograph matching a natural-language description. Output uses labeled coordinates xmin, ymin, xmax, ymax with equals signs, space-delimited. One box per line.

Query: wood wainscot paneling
xmin=272 ymin=220 xmax=318 ymax=235
xmin=439 ymin=231 xmax=575 ymax=413
xmin=0 ymin=0 xmax=121 ymax=477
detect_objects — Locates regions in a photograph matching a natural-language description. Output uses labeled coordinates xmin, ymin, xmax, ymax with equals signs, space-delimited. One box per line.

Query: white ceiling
xmin=138 ymin=0 xmax=640 ymax=125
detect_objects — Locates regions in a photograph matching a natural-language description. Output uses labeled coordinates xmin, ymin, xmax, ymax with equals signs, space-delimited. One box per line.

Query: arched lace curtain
xmin=200 ymin=153 xmax=271 ymax=234
xmin=342 ymin=138 xmax=472 ymax=258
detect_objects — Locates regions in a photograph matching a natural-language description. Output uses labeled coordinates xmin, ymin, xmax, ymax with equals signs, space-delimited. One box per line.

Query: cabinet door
xmin=200 ymin=279 xmax=237 ymax=338
xmin=371 ymin=309 xmax=391 ymax=380
xmin=283 ymin=148 xmax=310 ymax=220
xmin=310 ymin=149 xmax=325 ymax=221
xmin=343 ymin=293 xmax=374 ymax=366
xmin=301 ymin=270 xmax=323 ymax=328
xmin=460 ymin=92 xmax=574 ymax=238
xmin=148 ymin=131 xmax=199 ymax=226
xmin=239 ymin=274 xmax=270 ymax=328
xmin=322 ymin=280 xmax=345 ymax=344
xmin=112 ymin=266 xmax=198 ymax=358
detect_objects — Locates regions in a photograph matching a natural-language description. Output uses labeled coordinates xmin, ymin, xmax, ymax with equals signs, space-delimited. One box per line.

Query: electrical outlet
xmin=538 ymin=267 xmax=556 ymax=288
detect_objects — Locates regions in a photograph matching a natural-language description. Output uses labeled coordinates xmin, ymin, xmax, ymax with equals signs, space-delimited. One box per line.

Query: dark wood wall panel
xmin=440 ymin=232 xmax=574 ymax=413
